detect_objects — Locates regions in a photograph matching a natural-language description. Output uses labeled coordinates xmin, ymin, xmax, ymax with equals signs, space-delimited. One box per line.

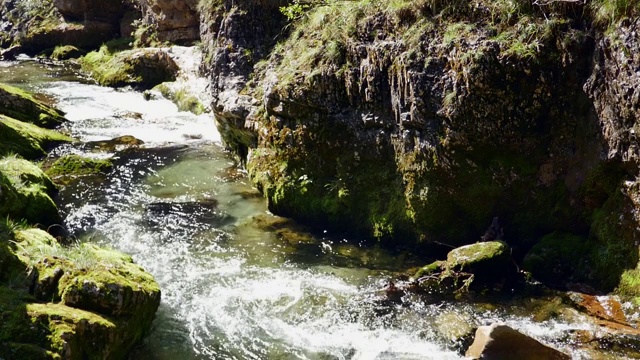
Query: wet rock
xmin=44 ymin=154 xmax=113 ymax=181
xmin=446 ymin=241 xmax=511 ymax=279
xmin=0 ymin=157 xmax=61 ymax=226
xmin=565 ymin=292 xmax=627 ymax=325
xmin=81 ymin=48 xmax=179 ymax=89
xmin=252 ymin=214 xmax=315 ymax=245
xmin=85 ymin=135 xmax=144 ymax=152
xmin=0 ymin=83 xmax=67 ymax=128
xmin=413 ymin=241 xmax=516 ymax=295
xmin=144 ymin=199 xmax=234 ymax=231
xmin=434 ymin=310 xmax=476 ymax=353
xmin=465 ymin=323 xmax=570 ymax=360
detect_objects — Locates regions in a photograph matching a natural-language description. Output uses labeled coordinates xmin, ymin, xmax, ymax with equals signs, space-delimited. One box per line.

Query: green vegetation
xmin=80 ymin=46 xmax=178 ymax=89
xmin=45 ymin=154 xmax=112 ymax=179
xmin=0 ymin=115 xmax=72 ymax=159
xmin=154 ymin=83 xmax=207 ymax=115
xmin=590 ymin=0 xmax=640 ymax=28
xmin=0 ymin=83 xmax=66 ymax=129
xmin=0 ymin=155 xmax=61 ymax=226
xmin=51 ymin=45 xmax=85 ymax=60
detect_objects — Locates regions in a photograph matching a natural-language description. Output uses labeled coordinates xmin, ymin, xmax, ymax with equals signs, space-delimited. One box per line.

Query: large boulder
xmin=466 ymin=323 xmax=570 ymax=360
xmin=1 ymin=229 xmax=162 ymax=359
xmin=81 ymin=47 xmax=179 ymax=89
xmin=0 ymin=115 xmax=73 ymax=159
xmin=0 ymin=83 xmax=66 ymax=128
xmin=0 ymin=157 xmax=61 ymax=226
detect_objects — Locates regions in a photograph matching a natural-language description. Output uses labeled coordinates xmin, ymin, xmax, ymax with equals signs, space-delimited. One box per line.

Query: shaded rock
xmin=523 ymin=232 xmax=590 ymax=286
xmin=0 ymin=83 xmax=67 ymax=128
xmin=252 ymin=214 xmax=315 ymax=245
xmin=81 ymin=47 xmax=179 ymax=89
xmin=413 ymin=241 xmax=516 ymax=296
xmin=144 ymin=199 xmax=234 ymax=231
xmin=0 ymin=45 xmax=22 ymax=60
xmin=0 ymin=157 xmax=61 ymax=226
xmin=466 ymin=323 xmax=570 ymax=360
xmin=0 ymin=115 xmax=73 ymax=159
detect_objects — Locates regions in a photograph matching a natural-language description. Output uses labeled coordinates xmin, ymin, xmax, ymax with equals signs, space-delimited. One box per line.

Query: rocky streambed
xmin=0 ymin=54 xmax=638 ymax=359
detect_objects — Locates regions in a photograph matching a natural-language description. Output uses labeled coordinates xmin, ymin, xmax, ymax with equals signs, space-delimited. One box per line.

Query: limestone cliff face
xmin=0 ymin=0 xmax=137 ymax=54
xmin=201 ymin=1 xmax=640 ymax=291
xmin=138 ymin=0 xmax=200 ymax=43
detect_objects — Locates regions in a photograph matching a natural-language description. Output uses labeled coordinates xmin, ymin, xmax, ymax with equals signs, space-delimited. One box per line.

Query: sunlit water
xmin=0 ymin=58 xmax=625 ymax=359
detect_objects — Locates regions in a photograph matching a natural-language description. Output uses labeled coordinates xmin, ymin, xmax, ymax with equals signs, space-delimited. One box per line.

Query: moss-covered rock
xmin=0 ymin=228 xmax=162 ymax=359
xmin=446 ymin=241 xmax=511 ymax=278
xmin=0 ymin=115 xmax=73 ymax=159
xmin=414 ymin=241 xmax=516 ymax=295
xmin=153 ymin=82 xmax=206 ymax=115
xmin=81 ymin=47 xmax=179 ymax=89
xmin=0 ymin=83 xmax=66 ymax=129
xmin=45 ymin=155 xmax=112 ymax=179
xmin=523 ymin=232 xmax=590 ymax=285
xmin=50 ymin=45 xmax=86 ymax=60
xmin=0 ymin=156 xmax=61 ymax=226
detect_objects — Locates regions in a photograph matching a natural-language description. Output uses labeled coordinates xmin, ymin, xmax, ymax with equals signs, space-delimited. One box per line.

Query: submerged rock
xmin=85 ymin=135 xmax=145 ymax=152
xmin=465 ymin=323 xmax=570 ymax=360
xmin=0 ymin=156 xmax=61 ymax=226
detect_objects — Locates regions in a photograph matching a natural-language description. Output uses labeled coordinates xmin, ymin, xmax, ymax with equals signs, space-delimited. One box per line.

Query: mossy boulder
xmin=81 ymin=47 xmax=179 ymax=89
xmin=523 ymin=232 xmax=590 ymax=285
xmin=45 ymin=155 xmax=112 ymax=179
xmin=0 ymin=83 xmax=66 ymax=128
xmin=0 ymin=115 xmax=73 ymax=159
xmin=0 ymin=157 xmax=61 ymax=226
xmin=414 ymin=241 xmax=515 ymax=295
xmin=1 ymin=228 xmax=162 ymax=359
xmin=51 ymin=45 xmax=85 ymax=60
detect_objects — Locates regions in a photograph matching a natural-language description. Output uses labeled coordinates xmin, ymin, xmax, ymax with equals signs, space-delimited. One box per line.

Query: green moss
xmin=414 ymin=260 xmax=445 ymax=279
xmin=50 ymin=45 xmax=85 ymax=60
xmin=80 ymin=47 xmax=178 ymax=89
xmin=153 ymin=83 xmax=207 ymax=115
xmin=522 ymin=232 xmax=590 ymax=283
xmin=0 ymin=83 xmax=66 ymax=129
xmin=0 ymin=156 xmax=60 ymax=226
xmin=45 ymin=155 xmax=112 ymax=178
xmin=0 ymin=115 xmax=73 ymax=159
xmin=446 ymin=241 xmax=510 ymax=271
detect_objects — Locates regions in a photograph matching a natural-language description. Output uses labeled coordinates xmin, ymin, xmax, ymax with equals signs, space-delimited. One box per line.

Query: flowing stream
xmin=0 ymin=58 xmax=632 ymax=360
